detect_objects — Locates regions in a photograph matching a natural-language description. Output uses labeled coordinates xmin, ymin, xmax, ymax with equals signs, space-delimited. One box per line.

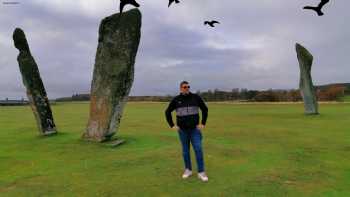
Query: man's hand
xmin=171 ymin=125 xmax=179 ymax=131
xmin=196 ymin=124 xmax=205 ymax=130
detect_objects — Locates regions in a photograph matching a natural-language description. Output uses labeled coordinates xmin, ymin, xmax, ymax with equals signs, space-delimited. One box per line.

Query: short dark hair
xmin=180 ymin=81 xmax=189 ymax=87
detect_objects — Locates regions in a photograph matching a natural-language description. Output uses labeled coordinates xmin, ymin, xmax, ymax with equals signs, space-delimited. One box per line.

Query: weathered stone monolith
xmin=295 ymin=43 xmax=319 ymax=115
xmin=13 ymin=28 xmax=57 ymax=135
xmin=83 ymin=9 xmax=142 ymax=142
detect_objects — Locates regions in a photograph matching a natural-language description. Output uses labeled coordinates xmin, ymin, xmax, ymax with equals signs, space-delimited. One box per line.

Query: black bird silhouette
xmin=168 ymin=0 xmax=180 ymax=7
xmin=303 ymin=0 xmax=330 ymax=16
xmin=119 ymin=0 xmax=140 ymax=13
xmin=204 ymin=20 xmax=220 ymax=27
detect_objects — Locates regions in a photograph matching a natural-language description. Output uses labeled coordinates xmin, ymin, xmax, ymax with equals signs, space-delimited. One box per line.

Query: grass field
xmin=0 ymin=102 xmax=350 ymax=197
xmin=341 ymin=95 xmax=350 ymax=102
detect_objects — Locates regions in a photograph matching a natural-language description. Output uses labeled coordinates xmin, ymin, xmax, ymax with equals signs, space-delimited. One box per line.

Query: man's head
xmin=180 ymin=81 xmax=190 ymax=95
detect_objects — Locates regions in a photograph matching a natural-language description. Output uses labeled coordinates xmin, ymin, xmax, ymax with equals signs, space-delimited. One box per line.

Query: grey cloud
xmin=1 ymin=0 xmax=350 ymax=98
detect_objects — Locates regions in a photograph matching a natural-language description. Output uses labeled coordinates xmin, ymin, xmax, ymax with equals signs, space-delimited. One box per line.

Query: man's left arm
xmin=197 ymin=95 xmax=208 ymax=127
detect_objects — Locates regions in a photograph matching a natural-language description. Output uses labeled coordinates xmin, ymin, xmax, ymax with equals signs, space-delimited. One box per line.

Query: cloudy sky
xmin=0 ymin=0 xmax=349 ymax=99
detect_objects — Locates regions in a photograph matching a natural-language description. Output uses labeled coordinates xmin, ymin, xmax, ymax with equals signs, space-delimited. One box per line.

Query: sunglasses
xmin=182 ymin=86 xmax=190 ymax=89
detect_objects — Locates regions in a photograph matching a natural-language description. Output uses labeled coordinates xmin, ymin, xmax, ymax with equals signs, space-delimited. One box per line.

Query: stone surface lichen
xmin=296 ymin=43 xmax=319 ymax=115
xmin=83 ymin=9 xmax=142 ymax=142
xmin=13 ymin=28 xmax=57 ymax=135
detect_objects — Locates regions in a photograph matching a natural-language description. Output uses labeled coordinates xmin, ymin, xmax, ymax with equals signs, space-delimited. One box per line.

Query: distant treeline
xmin=55 ymin=83 xmax=350 ymax=102
xmin=0 ymin=99 xmax=28 ymax=106
xmin=0 ymin=99 xmax=56 ymax=106
xmin=56 ymin=94 xmax=91 ymax=102
xmin=201 ymin=83 xmax=350 ymax=102
xmin=55 ymin=94 xmax=173 ymax=102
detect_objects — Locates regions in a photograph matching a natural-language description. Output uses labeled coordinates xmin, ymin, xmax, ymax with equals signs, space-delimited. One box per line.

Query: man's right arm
xmin=165 ymin=98 xmax=176 ymax=128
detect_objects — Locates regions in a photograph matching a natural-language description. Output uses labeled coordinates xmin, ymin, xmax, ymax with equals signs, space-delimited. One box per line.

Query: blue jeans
xmin=177 ymin=127 xmax=205 ymax=173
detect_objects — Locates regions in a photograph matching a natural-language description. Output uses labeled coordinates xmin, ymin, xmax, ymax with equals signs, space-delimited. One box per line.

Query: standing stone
xmin=13 ymin=28 xmax=57 ymax=135
xmin=83 ymin=9 xmax=142 ymax=142
xmin=295 ymin=43 xmax=319 ymax=115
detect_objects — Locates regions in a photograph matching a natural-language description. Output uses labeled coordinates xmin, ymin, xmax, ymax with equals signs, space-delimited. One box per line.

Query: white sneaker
xmin=198 ymin=172 xmax=208 ymax=182
xmin=182 ymin=169 xmax=192 ymax=179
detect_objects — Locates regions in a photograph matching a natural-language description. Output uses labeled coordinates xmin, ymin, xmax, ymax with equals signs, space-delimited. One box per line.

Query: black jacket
xmin=165 ymin=92 xmax=208 ymax=130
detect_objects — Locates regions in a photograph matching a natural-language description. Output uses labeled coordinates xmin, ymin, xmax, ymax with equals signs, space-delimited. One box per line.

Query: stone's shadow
xmin=36 ymin=131 xmax=64 ymax=139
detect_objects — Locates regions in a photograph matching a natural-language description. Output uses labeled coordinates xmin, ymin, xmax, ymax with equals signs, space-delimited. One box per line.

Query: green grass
xmin=341 ymin=95 xmax=350 ymax=102
xmin=1 ymin=102 xmax=350 ymax=196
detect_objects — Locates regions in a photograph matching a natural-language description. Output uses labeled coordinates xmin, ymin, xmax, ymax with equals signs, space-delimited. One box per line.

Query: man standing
xmin=165 ymin=81 xmax=209 ymax=182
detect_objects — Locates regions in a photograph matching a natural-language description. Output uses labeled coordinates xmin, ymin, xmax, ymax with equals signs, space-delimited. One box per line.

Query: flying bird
xmin=168 ymin=0 xmax=180 ymax=7
xmin=303 ymin=0 xmax=330 ymax=16
xmin=204 ymin=20 xmax=220 ymax=27
xmin=119 ymin=0 xmax=140 ymax=14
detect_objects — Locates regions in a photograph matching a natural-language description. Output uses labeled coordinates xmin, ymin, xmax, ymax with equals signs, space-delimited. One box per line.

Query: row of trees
xmin=197 ymin=85 xmax=347 ymax=102
xmin=56 ymin=94 xmax=173 ymax=102
xmin=56 ymin=85 xmax=348 ymax=102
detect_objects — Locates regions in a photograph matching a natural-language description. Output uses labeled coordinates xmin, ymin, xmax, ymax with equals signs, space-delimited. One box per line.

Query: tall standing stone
xmin=83 ymin=9 xmax=142 ymax=142
xmin=13 ymin=28 xmax=57 ymax=135
xmin=295 ymin=43 xmax=319 ymax=115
